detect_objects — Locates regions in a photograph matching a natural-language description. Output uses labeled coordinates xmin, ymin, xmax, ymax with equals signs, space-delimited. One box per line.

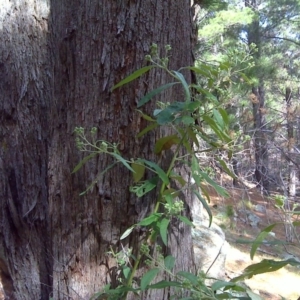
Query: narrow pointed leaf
xmin=199 ymin=170 xmax=229 ymax=197
xmin=250 ymin=224 xmax=277 ymax=259
xmin=218 ymin=107 xmax=229 ymax=126
xmin=178 ymin=215 xmax=194 ymax=227
xmin=200 ymin=185 xmax=211 ymax=203
xmin=139 ymin=159 xmax=169 ymax=184
xmin=79 ymin=162 xmax=117 ymax=196
xmin=137 ymin=123 xmax=158 ymax=138
xmin=138 ymin=213 xmax=161 ymax=226
xmin=164 ymin=255 xmax=176 ymax=271
xmin=137 ymin=110 xmax=155 ymax=122
xmin=160 ymin=218 xmax=170 ymax=246
xmin=154 ymin=135 xmax=180 ymax=154
xmin=246 ymin=289 xmax=264 ymax=300
xmin=140 ymin=268 xmax=160 ymax=291
xmin=111 ymin=152 xmax=134 ymax=172
xmin=72 ymin=153 xmax=97 ymax=173
xmin=131 ymin=161 xmax=145 ymax=182
xmin=217 ymin=158 xmax=236 ymax=178
xmin=173 ymin=70 xmax=190 ymax=101
xmin=138 ymin=82 xmax=178 ymax=108
xmin=148 ymin=280 xmax=181 ymax=289
xmin=177 ymin=271 xmax=198 ymax=285
xmin=120 ymin=226 xmax=135 ymax=240
xmin=212 ymin=281 xmax=242 ymax=292
xmin=213 ymin=108 xmax=224 ymax=129
xmin=187 ymin=127 xmax=199 ymax=148
xmin=112 ymin=66 xmax=154 ymax=91
xmin=193 ymin=190 xmax=212 ymax=227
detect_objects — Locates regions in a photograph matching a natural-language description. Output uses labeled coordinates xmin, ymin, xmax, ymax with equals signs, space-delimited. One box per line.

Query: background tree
xmin=0 ymin=1 xmax=196 ymax=299
xmin=196 ymin=0 xmax=300 ymax=195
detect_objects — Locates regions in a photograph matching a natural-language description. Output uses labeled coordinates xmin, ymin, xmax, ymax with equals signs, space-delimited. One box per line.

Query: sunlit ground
xmin=226 ymin=245 xmax=300 ymax=300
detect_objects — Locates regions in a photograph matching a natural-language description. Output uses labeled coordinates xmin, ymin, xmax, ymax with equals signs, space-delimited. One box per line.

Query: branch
xmin=263 ymin=35 xmax=300 ymax=46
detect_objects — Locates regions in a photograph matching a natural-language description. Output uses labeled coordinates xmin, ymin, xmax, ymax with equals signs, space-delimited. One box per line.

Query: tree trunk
xmin=0 ymin=1 xmax=52 ymax=299
xmin=286 ymin=87 xmax=296 ymax=198
xmin=0 ymin=1 xmax=196 ymax=299
xmin=245 ymin=0 xmax=269 ymax=194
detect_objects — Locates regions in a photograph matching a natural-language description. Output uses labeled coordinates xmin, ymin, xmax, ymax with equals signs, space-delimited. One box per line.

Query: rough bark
xmin=0 ymin=1 xmax=52 ymax=299
xmin=0 ymin=0 xmax=196 ymax=299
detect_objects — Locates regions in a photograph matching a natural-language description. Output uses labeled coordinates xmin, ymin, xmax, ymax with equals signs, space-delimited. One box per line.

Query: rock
xmin=192 ymin=216 xmax=229 ymax=280
xmin=245 ymin=210 xmax=261 ymax=227
xmin=254 ymin=204 xmax=266 ymax=213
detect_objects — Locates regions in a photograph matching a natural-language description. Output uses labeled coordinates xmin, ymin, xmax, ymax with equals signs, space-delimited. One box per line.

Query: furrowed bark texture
xmin=1 ymin=0 xmax=196 ymax=299
xmin=0 ymin=1 xmax=52 ymax=299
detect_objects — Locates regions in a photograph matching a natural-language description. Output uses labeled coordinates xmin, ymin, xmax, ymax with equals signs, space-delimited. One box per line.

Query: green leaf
xmin=137 ymin=123 xmax=158 ymax=138
xmin=173 ymin=70 xmax=190 ymax=101
xmin=79 ymin=162 xmax=117 ymax=196
xmin=293 ymin=221 xmax=300 ymax=226
xmin=140 ymin=268 xmax=160 ymax=291
xmin=231 ymin=258 xmax=300 ymax=283
xmin=199 ymin=170 xmax=229 ymax=197
xmin=217 ymin=158 xmax=236 ymax=178
xmin=130 ymin=177 xmax=158 ymax=197
xmin=164 ymin=255 xmax=176 ymax=271
xmin=193 ymin=190 xmax=212 ymax=227
xmin=182 ymin=66 xmax=212 ymax=78
xmin=131 ymin=161 xmax=145 ymax=182
xmin=186 ymin=127 xmax=199 ymax=148
xmin=181 ymin=115 xmax=195 ymax=125
xmin=178 ymin=215 xmax=194 ymax=227
xmin=154 ymin=135 xmax=180 ymax=155
xmin=202 ymin=115 xmax=231 ymax=143
xmin=159 ymin=218 xmax=170 ymax=246
xmin=185 ymin=100 xmax=201 ymax=112
xmin=72 ymin=153 xmax=97 ymax=173
xmin=138 ymin=213 xmax=161 ymax=226
xmin=112 ymin=65 xmax=155 ymax=91
xmin=137 ymin=110 xmax=155 ymax=122
xmin=240 ymin=72 xmax=252 ymax=84
xmin=163 ymin=188 xmax=180 ymax=199
xmin=246 ymin=289 xmax=264 ymax=300
xmin=200 ymin=185 xmax=211 ymax=203
xmin=122 ymin=266 xmax=131 ymax=280
xmin=139 ymin=159 xmax=169 ymax=185
xmin=156 ymin=108 xmax=176 ymax=125
xmin=138 ymin=83 xmax=178 ymax=108
xmin=191 ymin=86 xmax=219 ymax=104
xmin=250 ymin=224 xmax=277 ymax=259
xmin=274 ymin=197 xmax=285 ymax=207
xmin=120 ymin=226 xmax=135 ymax=240
xmin=148 ymin=280 xmax=181 ymax=289
xmin=213 ymin=108 xmax=224 ymax=129
xmin=111 ymin=152 xmax=134 ymax=172
xmin=169 ymin=174 xmax=187 ymax=187
xmin=218 ymin=108 xmax=229 ymax=126
xmin=212 ymin=280 xmax=244 ymax=292
xmin=235 ymin=238 xmax=287 ymax=246
xmin=177 ymin=271 xmax=198 ymax=285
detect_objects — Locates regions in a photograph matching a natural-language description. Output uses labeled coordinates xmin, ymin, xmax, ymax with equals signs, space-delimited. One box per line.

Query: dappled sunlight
xmin=207 ymin=180 xmax=300 ymax=299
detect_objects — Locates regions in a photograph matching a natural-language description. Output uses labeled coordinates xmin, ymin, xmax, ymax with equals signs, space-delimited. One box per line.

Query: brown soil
xmin=207 ymin=179 xmax=300 ymax=300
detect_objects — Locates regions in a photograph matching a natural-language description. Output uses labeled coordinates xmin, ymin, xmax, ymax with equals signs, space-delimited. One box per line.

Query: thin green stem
xmin=124 ymin=130 xmax=188 ymax=298
xmin=154 ymin=130 xmax=188 ymax=214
